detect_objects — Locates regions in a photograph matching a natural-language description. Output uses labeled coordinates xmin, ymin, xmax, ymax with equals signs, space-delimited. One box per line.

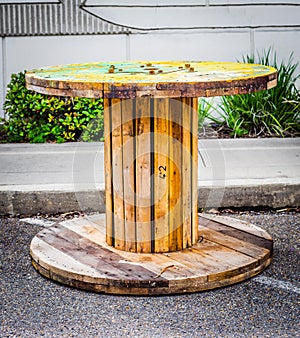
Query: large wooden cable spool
xmin=26 ymin=61 xmax=276 ymax=294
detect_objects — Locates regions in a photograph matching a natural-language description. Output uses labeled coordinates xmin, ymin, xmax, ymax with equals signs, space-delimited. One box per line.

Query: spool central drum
xmin=104 ymin=97 xmax=199 ymax=253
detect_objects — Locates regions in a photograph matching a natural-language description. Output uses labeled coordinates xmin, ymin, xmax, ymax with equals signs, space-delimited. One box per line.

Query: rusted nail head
xmin=185 ymin=63 xmax=191 ymax=68
xmin=189 ymin=67 xmax=195 ymax=72
xmin=149 ymin=70 xmax=155 ymax=75
xmin=146 ymin=62 xmax=152 ymax=67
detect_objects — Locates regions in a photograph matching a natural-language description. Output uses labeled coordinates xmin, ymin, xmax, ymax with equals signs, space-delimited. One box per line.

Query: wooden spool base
xmin=30 ymin=214 xmax=273 ymax=295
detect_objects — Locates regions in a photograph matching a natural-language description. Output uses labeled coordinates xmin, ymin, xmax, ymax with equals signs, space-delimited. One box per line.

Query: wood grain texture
xmin=191 ymin=98 xmax=199 ymax=244
xmin=199 ymin=215 xmax=273 ymax=251
xmin=103 ymin=99 xmax=113 ymax=246
xmin=26 ymin=61 xmax=277 ymax=99
xmin=153 ymin=99 xmax=170 ymax=252
xmin=105 ymin=97 xmax=199 ymax=253
xmin=181 ymin=97 xmax=192 ymax=249
xmin=30 ymin=213 xmax=273 ymax=295
xmin=135 ymin=98 xmax=152 ymax=252
xmin=111 ymin=98 xmax=125 ymax=250
xmin=121 ymin=99 xmax=136 ymax=252
xmin=168 ymin=98 xmax=182 ymax=251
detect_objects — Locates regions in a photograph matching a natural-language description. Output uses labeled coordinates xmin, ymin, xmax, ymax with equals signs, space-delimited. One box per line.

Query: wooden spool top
xmin=26 ymin=61 xmax=277 ymax=99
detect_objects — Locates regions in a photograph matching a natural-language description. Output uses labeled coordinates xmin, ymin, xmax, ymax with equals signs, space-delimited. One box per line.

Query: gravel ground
xmin=1 ymin=211 xmax=299 ymax=338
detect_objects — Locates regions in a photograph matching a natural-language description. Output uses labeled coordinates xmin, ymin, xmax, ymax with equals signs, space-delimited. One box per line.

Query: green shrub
xmin=2 ymin=71 xmax=104 ymax=143
xmin=199 ymin=49 xmax=300 ymax=137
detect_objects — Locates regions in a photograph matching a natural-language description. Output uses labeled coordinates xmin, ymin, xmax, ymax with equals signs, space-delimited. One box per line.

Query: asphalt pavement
xmin=1 ymin=211 xmax=299 ymax=337
xmin=1 ymin=138 xmax=299 ymax=337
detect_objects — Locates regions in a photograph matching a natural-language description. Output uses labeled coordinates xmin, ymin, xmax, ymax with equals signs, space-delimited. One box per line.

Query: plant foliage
xmin=1 ymin=71 xmax=104 ymax=143
xmin=199 ymin=49 xmax=300 ymax=137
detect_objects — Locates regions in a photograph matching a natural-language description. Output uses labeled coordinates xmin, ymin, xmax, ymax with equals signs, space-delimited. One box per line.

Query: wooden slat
xmin=31 ymin=237 xmax=103 ymax=279
xmin=199 ymin=215 xmax=273 ymax=251
xmin=36 ymin=229 xmax=128 ymax=279
xmin=165 ymin=240 xmax=256 ymax=278
xmin=191 ymin=97 xmax=199 ymax=243
xmin=111 ymin=98 xmax=125 ymax=250
xmin=135 ymin=98 xmax=152 ymax=252
xmin=153 ymin=99 xmax=170 ymax=252
xmin=62 ymin=217 xmax=196 ymax=279
xmin=121 ymin=99 xmax=136 ymax=252
xmin=198 ymin=226 xmax=270 ymax=262
xmin=168 ymin=98 xmax=183 ymax=251
xmin=37 ymin=224 xmax=165 ymax=281
xmin=181 ymin=97 xmax=192 ymax=249
xmin=200 ymin=214 xmax=273 ymax=240
xmin=103 ymin=98 xmax=113 ymax=246
xmin=206 ymin=257 xmax=272 ymax=289
xmin=188 ymin=244 xmax=260 ymax=283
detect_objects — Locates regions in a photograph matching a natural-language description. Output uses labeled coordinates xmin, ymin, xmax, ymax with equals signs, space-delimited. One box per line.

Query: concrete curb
xmin=1 ymin=138 xmax=299 ymax=215
xmin=1 ymin=183 xmax=299 ymax=216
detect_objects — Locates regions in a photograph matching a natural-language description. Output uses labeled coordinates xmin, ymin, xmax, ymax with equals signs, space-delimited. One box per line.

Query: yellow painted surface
xmin=26 ymin=61 xmax=277 ymax=85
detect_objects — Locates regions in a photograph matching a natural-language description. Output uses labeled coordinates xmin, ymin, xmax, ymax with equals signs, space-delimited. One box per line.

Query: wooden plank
xmin=199 ymin=215 xmax=273 ymax=251
xmin=191 ymin=97 xmax=199 ymax=243
xmin=62 ymin=216 xmax=197 ymax=280
xmin=36 ymin=229 xmax=128 ymax=279
xmin=61 ymin=217 xmax=108 ymax=244
xmin=103 ymin=98 xmax=113 ymax=246
xmin=198 ymin=226 xmax=270 ymax=263
xmin=111 ymin=98 xmax=125 ymax=250
xmin=200 ymin=214 xmax=273 ymax=240
xmin=181 ymin=97 xmax=192 ymax=249
xmin=135 ymin=98 xmax=152 ymax=252
xmin=30 ymin=237 xmax=105 ymax=280
xmin=37 ymin=224 xmax=164 ymax=281
xmin=168 ymin=98 xmax=183 ymax=251
xmin=167 ymin=240 xmax=256 ymax=278
xmin=121 ymin=99 xmax=137 ymax=252
xmin=191 ymin=244 xmax=257 ymax=272
xmin=164 ymin=249 xmax=223 ymax=276
xmin=153 ymin=98 xmax=170 ymax=252
xmin=191 ymin=243 xmax=260 ymax=283
xmin=205 ymin=257 xmax=272 ymax=289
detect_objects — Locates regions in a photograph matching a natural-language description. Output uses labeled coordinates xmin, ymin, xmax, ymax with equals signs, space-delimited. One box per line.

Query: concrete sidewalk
xmin=0 ymin=138 xmax=299 ymax=215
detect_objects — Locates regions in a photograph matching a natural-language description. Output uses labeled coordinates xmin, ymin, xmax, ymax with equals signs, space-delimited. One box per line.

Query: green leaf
xmin=2 ymin=71 xmax=104 ymax=143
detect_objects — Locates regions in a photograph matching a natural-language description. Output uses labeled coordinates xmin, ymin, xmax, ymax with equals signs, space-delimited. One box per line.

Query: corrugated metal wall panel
xmin=2 ymin=0 xmax=298 ymax=37
xmin=0 ymin=0 xmax=131 ymax=37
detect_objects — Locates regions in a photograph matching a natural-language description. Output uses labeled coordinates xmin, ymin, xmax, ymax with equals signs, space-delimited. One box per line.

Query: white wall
xmin=254 ymin=30 xmax=300 ymax=63
xmin=128 ymin=31 xmax=251 ymax=61
xmin=4 ymin=35 xmax=128 ymax=76
xmin=0 ymin=38 xmax=4 ymax=119
xmin=1 ymin=0 xmax=300 ymax=117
